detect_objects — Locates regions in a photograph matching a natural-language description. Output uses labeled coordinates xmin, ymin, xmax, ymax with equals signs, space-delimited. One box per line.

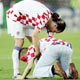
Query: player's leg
xmin=19 ymin=28 xmax=34 ymax=62
xmin=25 ymin=27 xmax=34 ymax=43
xmin=6 ymin=18 xmax=26 ymax=77
xmin=12 ymin=38 xmax=24 ymax=77
xmin=33 ymin=45 xmax=64 ymax=78
xmin=60 ymin=46 xmax=73 ymax=78
xmin=12 ymin=27 xmax=34 ymax=78
xmin=18 ymin=28 xmax=34 ymax=60
xmin=52 ymin=61 xmax=67 ymax=79
xmin=19 ymin=28 xmax=33 ymax=61
xmin=69 ymin=63 xmax=78 ymax=79
xmin=26 ymin=36 xmax=32 ymax=43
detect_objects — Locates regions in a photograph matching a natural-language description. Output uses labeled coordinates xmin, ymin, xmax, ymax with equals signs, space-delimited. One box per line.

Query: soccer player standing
xmin=6 ymin=0 xmax=66 ymax=78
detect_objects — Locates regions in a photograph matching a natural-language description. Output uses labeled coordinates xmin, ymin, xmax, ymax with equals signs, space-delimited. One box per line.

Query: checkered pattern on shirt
xmin=25 ymin=45 xmax=35 ymax=62
xmin=6 ymin=8 xmax=52 ymax=31
xmin=20 ymin=45 xmax=42 ymax=63
xmin=41 ymin=36 xmax=72 ymax=48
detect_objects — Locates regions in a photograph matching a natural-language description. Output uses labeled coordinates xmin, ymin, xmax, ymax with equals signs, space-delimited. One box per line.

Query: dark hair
xmin=51 ymin=12 xmax=66 ymax=32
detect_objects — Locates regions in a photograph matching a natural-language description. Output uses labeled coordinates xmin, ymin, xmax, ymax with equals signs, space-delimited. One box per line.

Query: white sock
xmin=12 ymin=49 xmax=20 ymax=76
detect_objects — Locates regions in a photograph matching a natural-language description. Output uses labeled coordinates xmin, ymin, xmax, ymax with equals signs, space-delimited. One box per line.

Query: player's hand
xmin=35 ymin=53 xmax=41 ymax=60
xmin=15 ymin=75 xmax=24 ymax=79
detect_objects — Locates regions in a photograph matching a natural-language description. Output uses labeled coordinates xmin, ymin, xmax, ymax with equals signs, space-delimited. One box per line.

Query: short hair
xmin=51 ymin=12 xmax=66 ymax=32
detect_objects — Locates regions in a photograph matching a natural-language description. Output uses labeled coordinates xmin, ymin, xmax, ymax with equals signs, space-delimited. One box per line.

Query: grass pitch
xmin=0 ymin=30 xmax=80 ymax=80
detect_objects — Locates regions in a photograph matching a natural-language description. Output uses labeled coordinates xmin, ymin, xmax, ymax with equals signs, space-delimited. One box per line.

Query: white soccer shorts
xmin=6 ymin=18 xmax=34 ymax=38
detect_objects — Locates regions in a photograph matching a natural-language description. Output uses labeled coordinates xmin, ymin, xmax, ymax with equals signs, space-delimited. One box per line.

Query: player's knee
xmin=15 ymin=38 xmax=24 ymax=47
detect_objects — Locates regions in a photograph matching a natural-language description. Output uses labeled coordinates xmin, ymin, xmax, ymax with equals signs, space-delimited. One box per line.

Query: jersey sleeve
xmin=27 ymin=45 xmax=36 ymax=63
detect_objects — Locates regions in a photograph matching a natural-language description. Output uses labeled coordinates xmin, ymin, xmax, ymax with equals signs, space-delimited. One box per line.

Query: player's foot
xmin=69 ymin=63 xmax=78 ymax=79
xmin=53 ymin=61 xmax=67 ymax=79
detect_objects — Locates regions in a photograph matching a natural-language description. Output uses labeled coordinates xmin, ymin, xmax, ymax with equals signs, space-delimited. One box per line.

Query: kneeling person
xmin=33 ymin=37 xmax=78 ymax=79
xmin=18 ymin=37 xmax=78 ymax=79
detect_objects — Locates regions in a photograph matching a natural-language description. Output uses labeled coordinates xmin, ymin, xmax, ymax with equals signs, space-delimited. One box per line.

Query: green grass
xmin=0 ymin=31 xmax=80 ymax=80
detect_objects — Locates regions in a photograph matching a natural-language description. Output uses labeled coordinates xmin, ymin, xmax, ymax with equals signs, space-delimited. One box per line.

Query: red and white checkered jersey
xmin=6 ymin=0 xmax=52 ymax=31
xmin=40 ymin=36 xmax=72 ymax=53
xmin=22 ymin=36 xmax=72 ymax=62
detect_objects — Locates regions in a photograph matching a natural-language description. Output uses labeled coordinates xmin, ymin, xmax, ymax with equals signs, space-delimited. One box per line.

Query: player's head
xmin=46 ymin=12 xmax=66 ymax=33
xmin=51 ymin=12 xmax=66 ymax=32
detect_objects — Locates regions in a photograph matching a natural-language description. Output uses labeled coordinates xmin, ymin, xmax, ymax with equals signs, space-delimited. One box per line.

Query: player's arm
xmin=22 ymin=58 xmax=34 ymax=78
xmin=16 ymin=58 xmax=34 ymax=79
xmin=32 ymin=27 xmax=40 ymax=56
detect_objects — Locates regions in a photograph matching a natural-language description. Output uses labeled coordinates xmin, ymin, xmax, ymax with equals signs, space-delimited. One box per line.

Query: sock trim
xmin=14 ymin=46 xmax=21 ymax=51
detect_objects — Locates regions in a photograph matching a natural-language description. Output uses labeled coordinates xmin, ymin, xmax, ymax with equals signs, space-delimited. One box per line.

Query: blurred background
xmin=0 ymin=1 xmax=80 ymax=79
xmin=0 ymin=0 xmax=80 ymax=33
